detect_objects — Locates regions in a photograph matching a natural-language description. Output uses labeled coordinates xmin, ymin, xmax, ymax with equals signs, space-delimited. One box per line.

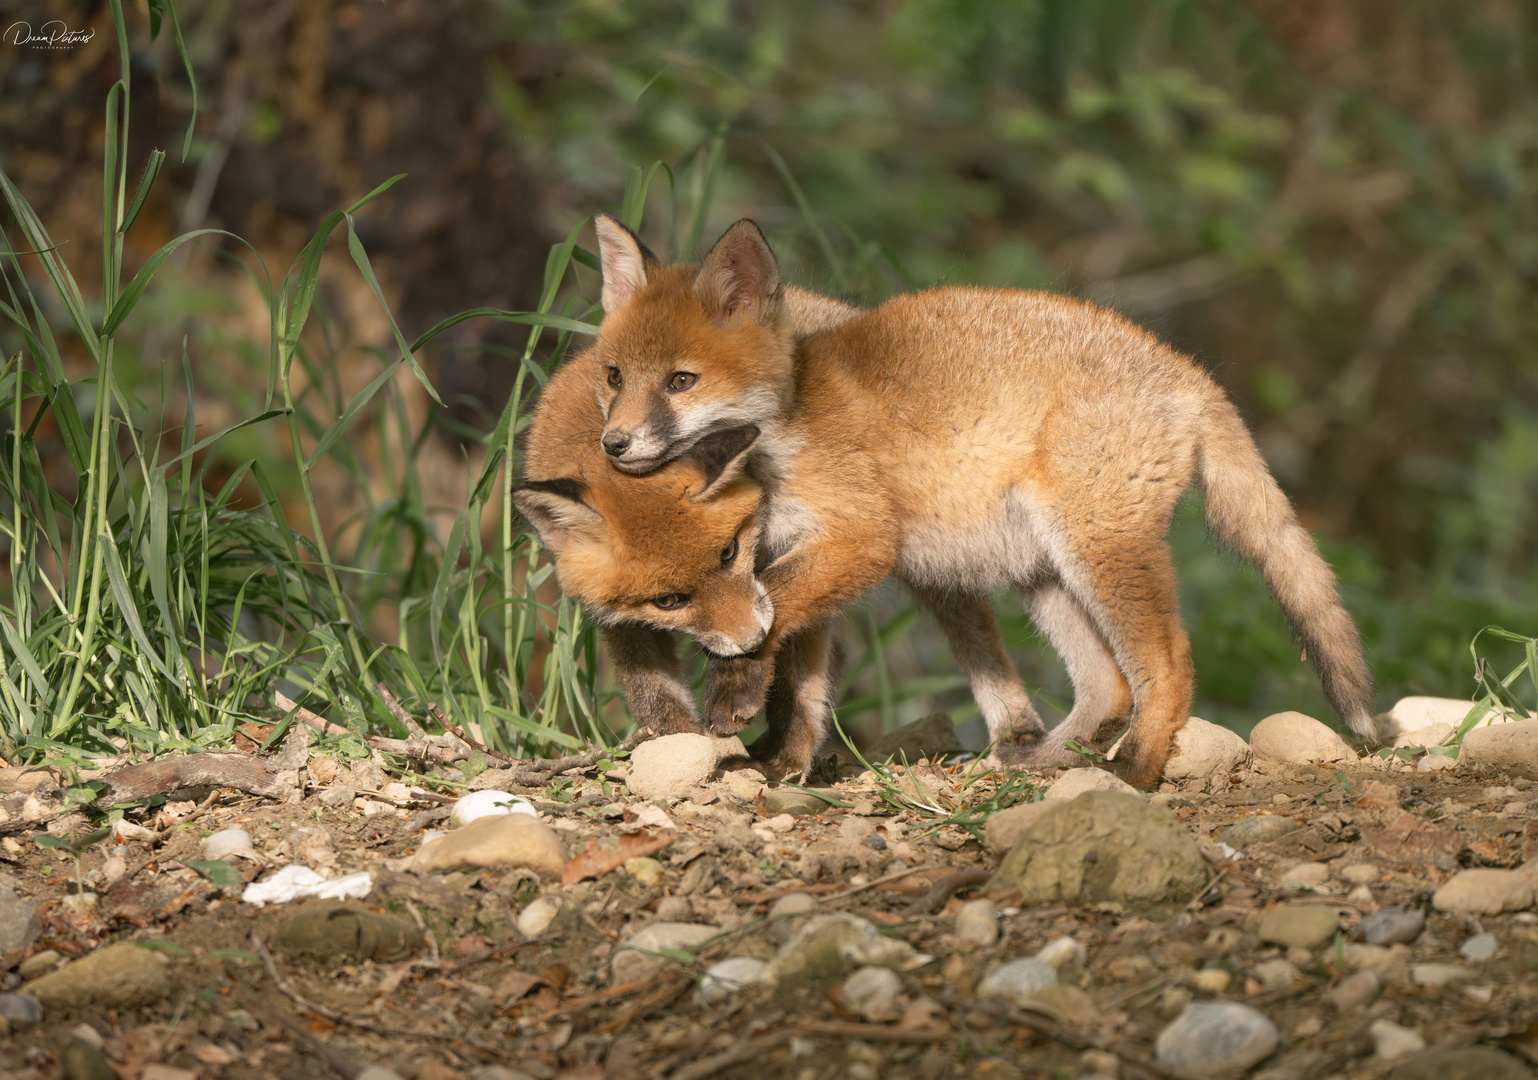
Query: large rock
xmin=1044 ymin=768 xmax=1137 ymax=800
xmin=1432 ymin=869 xmax=1534 ymax=915
xmin=0 ymin=883 xmax=40 ymax=954
xmin=628 ymin=734 xmax=746 ymax=799
xmin=1459 ymin=721 xmax=1538 ymax=780
xmin=1155 ymin=1001 xmax=1280 ymax=1080
xmin=26 ymin=943 xmax=175 ymax=1012
xmin=1249 ymin=712 xmax=1355 ymax=764
xmin=984 ymin=801 xmax=1053 ymax=856
xmin=984 ymin=791 xmax=1210 ymax=906
xmin=400 ymin=814 xmax=567 ymax=878
xmin=1377 ymin=697 xmax=1484 ymax=741
xmin=1161 ymin=717 xmax=1251 ymax=781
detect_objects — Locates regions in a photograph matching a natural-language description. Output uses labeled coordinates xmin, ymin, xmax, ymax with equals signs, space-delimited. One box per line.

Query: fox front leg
xmin=704 ymin=653 xmax=776 ymax=735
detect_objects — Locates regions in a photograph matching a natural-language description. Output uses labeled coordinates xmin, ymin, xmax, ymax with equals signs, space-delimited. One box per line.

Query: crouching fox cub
xmin=520 ymin=220 xmax=1378 ymax=788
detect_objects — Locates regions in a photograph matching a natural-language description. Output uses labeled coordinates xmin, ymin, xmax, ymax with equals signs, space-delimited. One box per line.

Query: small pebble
xmin=1410 ymin=962 xmax=1472 ymax=988
xmin=516 ymin=898 xmax=559 ymax=938
xmin=1258 ymin=903 xmax=1339 ymax=949
xmin=1326 ymin=969 xmax=1382 ymax=1011
xmin=1216 ymin=815 xmax=1298 ymax=849
xmin=319 ymin=786 xmax=356 ymax=806
xmin=1036 ymin=936 xmax=1087 ymax=972
xmin=955 ymin=899 xmax=999 ymax=947
xmin=769 ymin=892 xmax=817 ymax=918
xmin=976 ymin=958 xmax=1057 ymax=1004
xmin=1358 ymin=906 xmax=1425 ymax=945
xmin=1347 ymin=884 xmax=1374 ymax=905
xmin=1250 ymin=958 xmax=1300 ymax=990
xmin=18 ymin=950 xmax=61 ymax=980
xmin=0 ymin=993 xmax=43 ymax=1027
xmin=1154 ymin=1001 xmax=1280 ymax=1080
xmin=624 ymin=857 xmax=663 ymax=887
xmin=698 ymin=957 xmax=771 ymax=1005
xmin=841 ymin=965 xmax=903 ymax=1020
xmin=1433 ymin=869 xmax=1534 ymax=915
xmin=1282 ymin=862 xmax=1330 ymax=887
xmin=1191 ymin=968 xmax=1231 ymax=994
xmin=1460 ymin=933 xmax=1498 ymax=962
xmin=1370 ymin=1018 xmax=1427 ymax=1061
xmin=1387 ymin=1046 xmax=1532 ymax=1080
xmin=1338 ymin=862 xmax=1380 ymax=885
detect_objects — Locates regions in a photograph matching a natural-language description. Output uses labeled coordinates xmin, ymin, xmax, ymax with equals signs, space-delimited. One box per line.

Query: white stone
xmin=1036 ymin=937 xmax=1087 ymax=972
xmin=1411 ymin=963 xmax=1473 ymax=988
xmin=627 ymin=734 xmax=748 ymax=799
xmin=955 ymin=899 xmax=999 ymax=947
xmin=976 ymin=958 xmax=1057 ymax=1004
xmin=1369 ymin=1018 xmax=1426 ymax=1060
xmin=1377 ymin=696 xmax=1488 ymax=740
xmin=1155 ymin=1002 xmax=1280 ymax=1080
xmin=1459 ymin=721 xmax=1538 ymax=780
xmin=1045 ymin=768 xmax=1137 ymax=800
xmin=1161 ymin=717 xmax=1252 ymax=781
xmin=1249 ymin=712 xmax=1355 ymax=764
xmin=612 ymin=922 xmax=719 ymax=984
xmin=1433 ymin=869 xmax=1534 ymax=915
xmin=697 ymin=956 xmax=771 ymax=1004
xmin=516 ymin=897 xmax=559 ymax=938
xmin=449 ymin=790 xmax=538 ymax=826
xmin=202 ymin=828 xmax=253 ymax=861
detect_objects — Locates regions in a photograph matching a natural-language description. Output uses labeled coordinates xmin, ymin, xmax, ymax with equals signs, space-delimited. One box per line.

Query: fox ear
xmin=696 ymin=220 xmax=781 ymax=323
xmin=512 ymin=478 xmax=602 ymax=555
xmin=594 ymin=214 xmax=658 ymax=315
xmin=682 ymin=425 xmax=760 ymax=501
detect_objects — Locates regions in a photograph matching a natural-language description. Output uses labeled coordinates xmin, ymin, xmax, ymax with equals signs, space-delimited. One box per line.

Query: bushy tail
xmin=1196 ymin=394 xmax=1377 ymax=740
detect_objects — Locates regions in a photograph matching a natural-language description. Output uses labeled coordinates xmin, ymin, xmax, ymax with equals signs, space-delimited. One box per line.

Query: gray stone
xmin=1249 ymin=958 xmax=1301 ymax=991
xmin=975 ymin=958 xmax=1058 ymax=1005
xmin=1258 ymin=904 xmax=1339 ymax=949
xmin=318 ymin=785 xmax=356 ymax=806
xmin=1216 ymin=814 xmax=1299 ymax=849
xmin=761 ymin=789 xmax=835 ymax=816
xmin=0 ymin=884 xmax=40 ymax=954
xmin=1325 ymin=970 xmax=1381 ymax=1011
xmin=698 ymin=957 xmax=771 ymax=1005
xmin=1459 ymin=720 xmax=1538 ymax=779
xmin=0 ymin=993 xmax=42 ymax=1026
xmin=955 ymin=899 xmax=999 ymax=947
xmin=1461 ymin=932 xmax=1498 ymax=962
xmin=1387 ymin=1047 xmax=1534 ymax=1080
xmin=612 ymin=922 xmax=719 ymax=985
xmin=1433 ymin=869 xmax=1534 ymax=915
xmin=1359 ymin=906 xmax=1425 ymax=945
xmin=769 ymin=914 xmax=929 ymax=989
xmin=1161 ymin=717 xmax=1252 ymax=781
xmin=1155 ymin=1002 xmax=1281 ymax=1080
xmin=26 ymin=943 xmax=175 ymax=1011
xmin=984 ymin=791 xmax=1210 ymax=906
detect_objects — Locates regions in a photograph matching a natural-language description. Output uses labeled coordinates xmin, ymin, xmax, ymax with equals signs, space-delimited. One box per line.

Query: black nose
xmin=602 ymin=430 xmax=631 ymax=456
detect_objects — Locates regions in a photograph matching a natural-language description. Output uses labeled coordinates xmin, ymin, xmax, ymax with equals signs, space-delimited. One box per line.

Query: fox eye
xmin=607 ymin=366 xmax=623 ymax=388
xmin=652 ymin=593 xmax=689 ymax=610
xmin=666 ymin=371 xmax=697 ymax=392
xmin=720 ymin=537 xmax=738 ymax=566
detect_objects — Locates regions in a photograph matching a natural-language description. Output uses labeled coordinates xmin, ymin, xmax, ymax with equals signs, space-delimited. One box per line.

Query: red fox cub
xmin=513 ymin=229 xmax=859 ymax=740
xmin=523 ymin=221 xmax=1378 ymax=788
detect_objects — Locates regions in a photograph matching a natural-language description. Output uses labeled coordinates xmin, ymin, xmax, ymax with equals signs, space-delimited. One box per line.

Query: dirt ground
xmin=3 ymin=736 xmax=1538 ymax=1080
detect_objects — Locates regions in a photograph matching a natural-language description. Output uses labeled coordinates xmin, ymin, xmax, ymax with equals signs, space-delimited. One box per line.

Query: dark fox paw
xmin=704 ymin=655 xmax=773 ymax=734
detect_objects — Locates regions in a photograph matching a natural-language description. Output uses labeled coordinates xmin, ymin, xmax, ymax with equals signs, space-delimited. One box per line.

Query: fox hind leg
xmin=1021 ymin=581 xmax=1134 ymax=766
xmin=908 ymin=583 xmax=1046 ymax=765
xmin=741 ymin=618 xmax=839 ymax=782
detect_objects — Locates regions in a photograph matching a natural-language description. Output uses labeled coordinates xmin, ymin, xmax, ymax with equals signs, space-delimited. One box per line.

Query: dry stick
xmin=667 ymin=1030 xmax=796 ymax=1080
xmin=376 ymin=681 xmax=428 ymax=741
xmin=822 ymin=864 xmax=933 ymax=903
xmin=427 ymin=701 xmax=519 ymax=765
xmin=239 ymin=993 xmax=360 ymax=1080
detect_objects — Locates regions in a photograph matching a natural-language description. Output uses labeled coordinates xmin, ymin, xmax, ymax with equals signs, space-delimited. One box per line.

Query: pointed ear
xmin=681 ymin=425 xmax=760 ymax=501
xmin=594 ymin=214 xmax=659 ymax=315
xmin=512 ymin=478 xmax=603 ymax=555
xmin=695 ymin=220 xmax=782 ymax=322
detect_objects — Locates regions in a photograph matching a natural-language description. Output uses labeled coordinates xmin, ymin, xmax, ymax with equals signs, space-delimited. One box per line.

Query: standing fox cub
xmin=518 ymin=216 xmax=1377 ymax=788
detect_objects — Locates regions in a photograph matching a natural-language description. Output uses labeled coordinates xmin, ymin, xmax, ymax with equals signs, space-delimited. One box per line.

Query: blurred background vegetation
xmin=2 ymin=0 xmax=1535 ymax=759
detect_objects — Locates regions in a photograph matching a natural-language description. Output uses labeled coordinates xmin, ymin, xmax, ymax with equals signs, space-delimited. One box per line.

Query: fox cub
xmin=516 ymin=217 xmax=1377 ymax=788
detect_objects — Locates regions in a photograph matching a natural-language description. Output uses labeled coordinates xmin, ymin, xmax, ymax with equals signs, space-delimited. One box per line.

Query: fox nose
xmin=601 ymin=430 xmax=631 ymax=456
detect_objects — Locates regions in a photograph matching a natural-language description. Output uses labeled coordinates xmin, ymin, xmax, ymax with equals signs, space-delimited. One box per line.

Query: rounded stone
xmin=1370 ymin=1018 xmax=1427 ymax=1061
xmin=769 ymin=892 xmax=818 ymax=919
xmin=983 ymin=800 xmax=1053 ymax=856
xmin=1358 ymin=906 xmax=1425 ymax=945
xmin=1250 ymin=711 xmax=1356 ymax=764
xmin=1338 ymin=862 xmax=1380 ymax=885
xmin=1387 ymin=1047 xmax=1533 ymax=1080
xmin=402 ymin=814 xmax=568 ymax=878
xmin=1216 ymin=814 xmax=1299 ymax=850
xmin=612 ymin=922 xmax=719 ymax=984
xmin=1036 ymin=937 xmax=1087 ymax=972
xmin=955 ymin=899 xmax=999 ymax=947
xmin=516 ymin=897 xmax=559 ymax=938
xmin=1461 ymin=932 xmax=1498 ymax=963
xmin=0 ymin=993 xmax=43 ymax=1027
xmin=1044 ymin=767 xmax=1137 ymax=800
xmin=0 ymin=884 xmax=41 ymax=955
xmin=1282 ymin=862 xmax=1330 ymax=887
xmin=1155 ymin=1002 xmax=1281 ymax=1080
xmin=975 ymin=958 xmax=1057 ymax=1005
xmin=1258 ymin=903 xmax=1339 ymax=949
xmin=624 ymin=857 xmax=663 ymax=887
xmin=25 ymin=943 xmax=175 ymax=1011
xmin=628 ymin=733 xmax=746 ymax=799
xmin=1433 ymin=869 xmax=1534 ymax=915
xmin=698 ymin=957 xmax=771 ymax=1005
xmin=1459 ymin=721 xmax=1538 ymax=780
xmin=1325 ymin=969 xmax=1382 ymax=1012
xmin=202 ymin=828 xmax=253 ymax=861
xmin=1192 ymin=968 xmax=1231 ymax=994
xmin=1161 ymin=716 xmax=1252 ymax=781
xmin=841 ymin=965 xmax=903 ymax=1015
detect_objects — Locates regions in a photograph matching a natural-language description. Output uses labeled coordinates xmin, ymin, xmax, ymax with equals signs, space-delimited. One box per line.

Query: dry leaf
xmin=492 ymin=970 xmax=546 ymax=1006
xmin=562 ymin=828 xmax=673 ymax=885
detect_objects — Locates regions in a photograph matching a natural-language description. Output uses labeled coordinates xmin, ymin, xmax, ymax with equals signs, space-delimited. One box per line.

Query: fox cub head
xmin=590 ymin=215 xmax=797 ymax=474
xmin=513 ymin=426 xmax=773 ymax=657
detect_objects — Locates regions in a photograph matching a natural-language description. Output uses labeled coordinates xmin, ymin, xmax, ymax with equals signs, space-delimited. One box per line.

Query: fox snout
xmin=601 ymin=406 xmax=676 ymax=473
xmin=697 ymin=582 xmax=774 ymax=657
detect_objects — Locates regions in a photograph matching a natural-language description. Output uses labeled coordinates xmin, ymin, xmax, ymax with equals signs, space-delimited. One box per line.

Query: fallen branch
xmin=94 ymin=754 xmax=294 ymax=804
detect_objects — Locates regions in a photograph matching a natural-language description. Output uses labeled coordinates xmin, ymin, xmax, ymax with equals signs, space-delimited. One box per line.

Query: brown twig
xmin=666 ymin=1030 xmax=795 ymax=1080
xmin=822 ymin=864 xmax=933 ymax=903
xmin=428 ymin=701 xmax=520 ymax=765
xmin=899 ymin=868 xmax=991 ymax=916
xmin=376 ymin=681 xmax=429 ymax=741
